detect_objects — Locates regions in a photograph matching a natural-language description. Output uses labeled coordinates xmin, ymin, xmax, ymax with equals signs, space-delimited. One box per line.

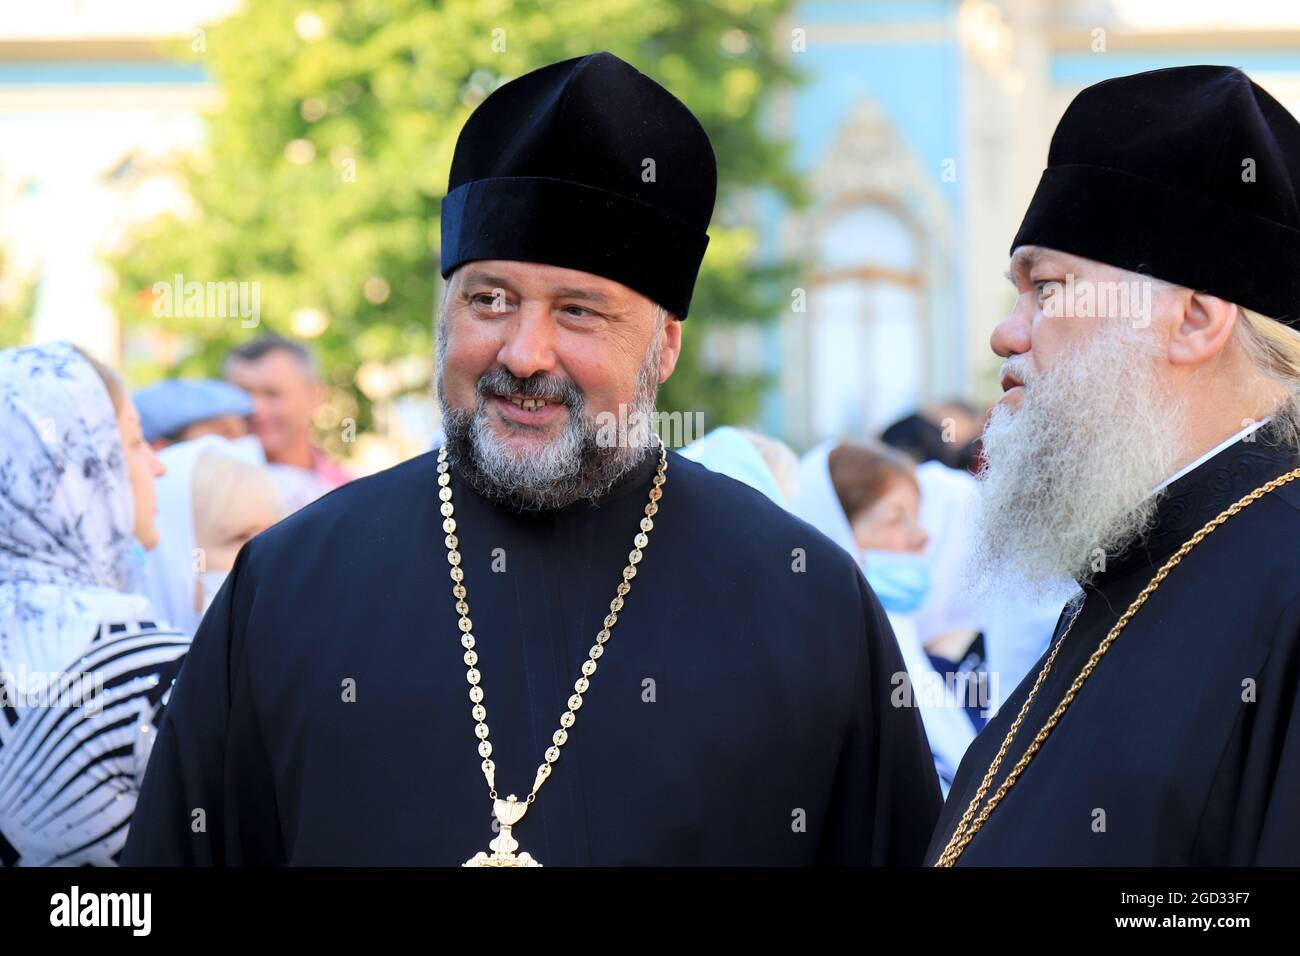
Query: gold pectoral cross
xmin=462 ymin=795 xmax=542 ymax=867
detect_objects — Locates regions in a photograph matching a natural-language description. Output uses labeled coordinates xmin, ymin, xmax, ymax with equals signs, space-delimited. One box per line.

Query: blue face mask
xmin=861 ymin=550 xmax=931 ymax=614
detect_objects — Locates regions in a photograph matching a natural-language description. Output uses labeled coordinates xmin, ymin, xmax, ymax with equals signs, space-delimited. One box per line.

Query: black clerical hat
xmin=440 ymin=52 xmax=717 ymax=319
xmin=1012 ymin=65 xmax=1300 ymax=325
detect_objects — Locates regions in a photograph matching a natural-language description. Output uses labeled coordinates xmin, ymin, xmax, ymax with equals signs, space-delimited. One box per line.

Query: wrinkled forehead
xmin=453 ymin=260 xmax=651 ymax=309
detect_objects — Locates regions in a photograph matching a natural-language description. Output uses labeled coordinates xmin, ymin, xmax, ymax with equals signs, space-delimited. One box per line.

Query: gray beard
xmin=969 ymin=321 xmax=1189 ymax=598
xmin=437 ymin=331 xmax=662 ymax=513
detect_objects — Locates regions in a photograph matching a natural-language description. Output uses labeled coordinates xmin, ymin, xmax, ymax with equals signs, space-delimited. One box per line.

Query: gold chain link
xmin=437 ymin=436 xmax=667 ymax=809
xmin=935 ymin=464 xmax=1300 ymax=867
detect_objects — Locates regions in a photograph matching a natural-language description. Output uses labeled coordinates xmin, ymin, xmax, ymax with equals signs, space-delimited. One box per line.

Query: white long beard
xmin=970 ymin=321 xmax=1189 ymax=596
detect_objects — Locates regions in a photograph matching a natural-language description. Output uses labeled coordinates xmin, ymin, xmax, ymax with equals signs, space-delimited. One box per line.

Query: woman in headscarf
xmin=792 ymin=439 xmax=976 ymax=795
xmin=0 ymin=341 xmax=189 ymax=866
xmin=679 ymin=425 xmax=799 ymax=506
xmin=879 ymin=410 xmax=1066 ymax=715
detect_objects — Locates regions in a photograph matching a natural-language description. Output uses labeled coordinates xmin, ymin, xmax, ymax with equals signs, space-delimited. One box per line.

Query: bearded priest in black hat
xmin=123 ymin=52 xmax=940 ymax=867
xmin=927 ymin=65 xmax=1300 ymax=866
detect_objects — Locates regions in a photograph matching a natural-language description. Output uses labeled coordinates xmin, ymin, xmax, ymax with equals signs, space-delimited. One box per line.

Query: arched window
xmin=808 ymin=202 xmax=924 ymax=438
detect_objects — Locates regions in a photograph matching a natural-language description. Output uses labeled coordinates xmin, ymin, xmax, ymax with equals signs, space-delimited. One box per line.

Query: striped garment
xmin=0 ymin=620 xmax=189 ymax=866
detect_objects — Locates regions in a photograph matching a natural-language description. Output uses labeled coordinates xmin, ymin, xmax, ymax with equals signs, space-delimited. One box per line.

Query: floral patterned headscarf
xmin=0 ymin=342 xmax=153 ymax=675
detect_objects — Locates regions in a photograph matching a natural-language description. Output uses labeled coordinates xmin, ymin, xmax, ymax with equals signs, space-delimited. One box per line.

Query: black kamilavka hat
xmin=1012 ymin=65 xmax=1300 ymax=325
xmin=440 ymin=52 xmax=717 ymax=319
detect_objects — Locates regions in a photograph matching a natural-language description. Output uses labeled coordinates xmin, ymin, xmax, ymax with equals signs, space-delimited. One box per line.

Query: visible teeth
xmin=507 ymin=396 xmax=547 ymax=410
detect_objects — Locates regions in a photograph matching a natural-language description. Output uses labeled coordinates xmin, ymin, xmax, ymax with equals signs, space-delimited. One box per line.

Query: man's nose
xmin=497 ymin=303 xmax=558 ymax=380
xmin=991 ymin=293 xmax=1033 ymax=359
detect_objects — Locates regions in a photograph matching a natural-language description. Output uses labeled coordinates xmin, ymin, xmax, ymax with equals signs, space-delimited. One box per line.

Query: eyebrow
xmin=1006 ymin=249 xmax=1042 ymax=285
xmin=457 ymin=275 xmax=613 ymax=307
xmin=551 ymin=286 xmax=612 ymax=306
xmin=459 ymin=273 xmax=515 ymax=293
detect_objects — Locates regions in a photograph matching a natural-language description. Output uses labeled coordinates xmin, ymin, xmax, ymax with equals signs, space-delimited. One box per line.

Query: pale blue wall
xmin=759 ymin=0 xmax=964 ymax=443
xmin=0 ymin=62 xmax=208 ymax=85
xmin=1051 ymin=51 xmax=1300 ymax=86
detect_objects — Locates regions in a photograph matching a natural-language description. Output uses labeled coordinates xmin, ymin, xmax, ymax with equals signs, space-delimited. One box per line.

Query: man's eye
xmin=469 ymin=294 xmax=514 ymax=315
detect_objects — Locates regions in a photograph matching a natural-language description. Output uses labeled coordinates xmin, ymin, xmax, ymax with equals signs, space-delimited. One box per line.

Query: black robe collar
xmin=1086 ymin=427 xmax=1299 ymax=589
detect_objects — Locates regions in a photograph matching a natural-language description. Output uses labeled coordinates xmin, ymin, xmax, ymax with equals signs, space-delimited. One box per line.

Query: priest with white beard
xmin=124 ymin=52 xmax=940 ymax=867
xmin=928 ymin=66 xmax=1300 ymax=866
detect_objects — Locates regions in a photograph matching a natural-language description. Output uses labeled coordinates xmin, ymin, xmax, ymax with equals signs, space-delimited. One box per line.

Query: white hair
xmin=970 ymin=317 xmax=1186 ymax=596
xmin=1232 ymin=305 xmax=1300 ymax=450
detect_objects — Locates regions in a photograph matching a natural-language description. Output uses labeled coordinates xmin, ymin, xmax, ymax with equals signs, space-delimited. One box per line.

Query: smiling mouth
xmin=513 ymin=396 xmax=547 ymax=410
xmin=499 ymin=394 xmax=556 ymax=410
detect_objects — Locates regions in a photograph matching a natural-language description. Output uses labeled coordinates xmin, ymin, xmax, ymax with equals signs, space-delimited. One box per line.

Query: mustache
xmin=475 ymin=367 xmax=584 ymax=407
xmin=999 ymin=355 xmax=1036 ymax=389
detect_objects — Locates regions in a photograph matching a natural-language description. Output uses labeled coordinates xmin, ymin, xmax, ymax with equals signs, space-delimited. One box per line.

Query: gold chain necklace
xmin=437 ymin=436 xmax=667 ymax=867
xmin=935 ymin=465 xmax=1300 ymax=867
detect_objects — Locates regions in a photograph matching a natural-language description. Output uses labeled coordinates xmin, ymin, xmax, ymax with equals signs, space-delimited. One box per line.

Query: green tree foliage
xmin=0 ymin=244 xmax=35 ymax=348
xmin=109 ymin=0 xmax=802 ymax=448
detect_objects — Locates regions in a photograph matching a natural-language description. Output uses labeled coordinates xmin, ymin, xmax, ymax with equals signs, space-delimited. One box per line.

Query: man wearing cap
xmin=125 ymin=52 xmax=940 ymax=866
xmin=927 ymin=66 xmax=1300 ymax=866
xmin=134 ymin=379 xmax=253 ymax=450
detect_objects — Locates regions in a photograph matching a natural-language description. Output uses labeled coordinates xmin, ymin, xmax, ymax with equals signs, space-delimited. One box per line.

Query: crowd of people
xmin=3 ymin=55 xmax=1298 ymax=867
xmin=0 ymin=336 xmax=346 ymax=864
xmin=681 ymin=414 xmax=1066 ymax=794
xmin=0 ymin=324 xmax=1053 ymax=863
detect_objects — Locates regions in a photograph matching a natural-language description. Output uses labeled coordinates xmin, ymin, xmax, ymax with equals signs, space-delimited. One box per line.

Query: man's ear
xmin=657 ymin=316 xmax=683 ymax=384
xmin=1168 ymin=291 xmax=1238 ymax=367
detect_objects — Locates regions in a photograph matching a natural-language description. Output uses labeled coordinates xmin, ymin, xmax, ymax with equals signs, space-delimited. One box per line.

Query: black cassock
xmin=124 ymin=448 xmax=940 ymax=866
xmin=926 ymin=434 xmax=1300 ymax=866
